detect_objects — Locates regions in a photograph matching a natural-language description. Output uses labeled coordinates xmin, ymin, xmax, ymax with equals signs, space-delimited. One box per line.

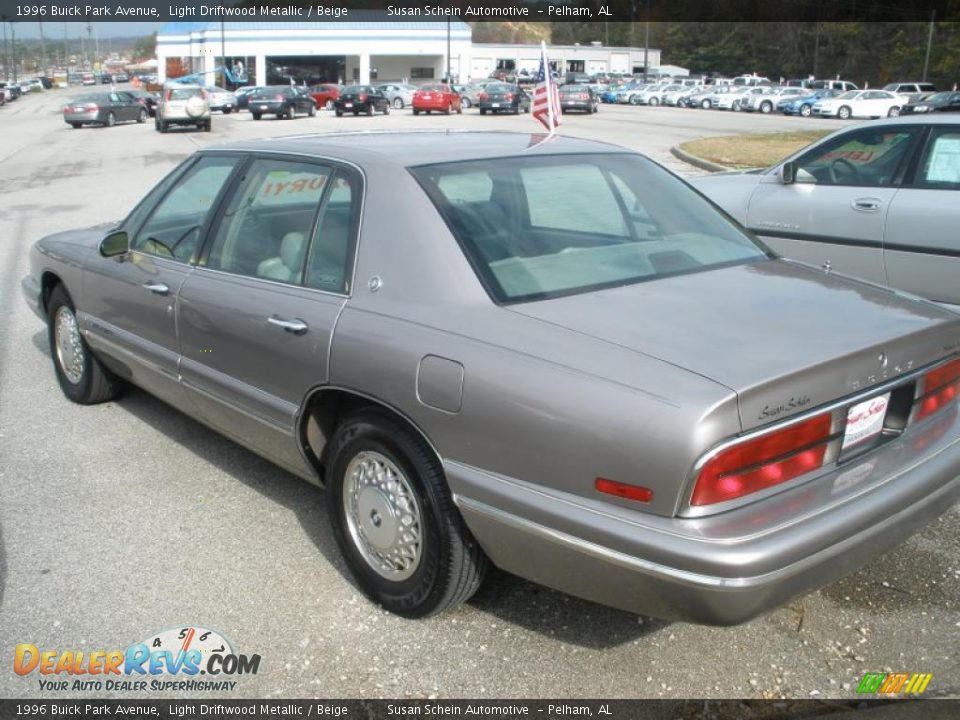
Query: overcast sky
xmin=8 ymin=22 xmax=162 ymax=39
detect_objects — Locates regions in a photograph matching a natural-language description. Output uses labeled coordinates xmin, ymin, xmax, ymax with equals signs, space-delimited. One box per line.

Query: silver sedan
xmin=21 ymin=132 xmax=960 ymax=623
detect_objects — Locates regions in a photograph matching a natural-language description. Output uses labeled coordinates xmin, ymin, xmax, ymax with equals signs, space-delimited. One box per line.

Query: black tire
xmin=47 ymin=285 xmax=120 ymax=405
xmin=461 ymin=97 xmax=471 ymax=109
xmin=480 ymin=108 xmax=487 ymax=115
xmin=160 ymin=121 xmax=168 ymax=133
xmin=800 ymin=104 xmax=812 ymax=117
xmin=701 ymin=99 xmax=712 ymax=109
xmin=223 ymin=107 xmax=232 ymax=115
xmin=70 ymin=123 xmax=81 ymax=129
xmin=760 ymin=101 xmax=772 ymax=114
xmin=838 ymin=105 xmax=852 ymax=120
xmin=649 ymin=97 xmax=659 ymax=107
xmin=413 ymin=108 xmax=420 ymax=116
xmin=335 ymin=109 xmax=343 ymax=117
xmin=383 ymin=105 xmax=389 ymax=115
xmin=203 ymin=119 xmax=211 ymax=132
xmin=325 ymin=411 xmax=489 ymax=618
xmin=252 ymin=113 xmax=261 ymax=120
xmin=308 ymin=103 xmax=316 ymax=117
xmin=393 ymin=97 xmax=403 ymax=109
xmin=106 ymin=112 xmax=116 ymax=127
xmin=137 ymin=108 xmax=147 ymax=123
xmin=367 ymin=104 xmax=374 ymax=117
xmin=445 ymin=103 xmax=452 ymax=115
xmin=888 ymin=106 xmax=900 ymax=117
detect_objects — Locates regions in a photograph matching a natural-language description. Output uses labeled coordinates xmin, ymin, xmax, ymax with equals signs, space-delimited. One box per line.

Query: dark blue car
xmin=778 ymin=89 xmax=839 ymax=117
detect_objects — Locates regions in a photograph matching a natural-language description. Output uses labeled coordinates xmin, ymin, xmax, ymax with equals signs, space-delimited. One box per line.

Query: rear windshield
xmin=411 ymin=154 xmax=768 ymax=303
xmin=253 ymin=87 xmax=289 ymax=97
xmin=168 ymin=88 xmax=202 ymax=100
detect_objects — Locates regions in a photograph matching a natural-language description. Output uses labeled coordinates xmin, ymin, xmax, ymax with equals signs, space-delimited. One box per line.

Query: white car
xmin=812 ymin=90 xmax=909 ymax=120
xmin=204 ymin=86 xmax=238 ymax=114
xmin=376 ymin=83 xmax=417 ymax=109
xmin=634 ymin=84 xmax=681 ymax=106
xmin=741 ymin=87 xmax=806 ymax=113
xmin=707 ymin=86 xmax=760 ymax=110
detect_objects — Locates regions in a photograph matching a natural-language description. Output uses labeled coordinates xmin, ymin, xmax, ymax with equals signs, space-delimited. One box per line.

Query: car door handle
xmin=852 ymin=198 xmax=883 ymax=212
xmin=142 ymin=282 xmax=170 ymax=296
xmin=267 ymin=316 xmax=308 ymax=335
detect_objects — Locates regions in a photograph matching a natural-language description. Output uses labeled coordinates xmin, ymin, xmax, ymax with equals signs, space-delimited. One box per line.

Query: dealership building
xmin=155 ymin=21 xmax=664 ymax=86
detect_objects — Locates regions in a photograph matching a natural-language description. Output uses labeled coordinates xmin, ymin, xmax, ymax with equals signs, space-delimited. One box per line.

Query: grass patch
xmin=681 ymin=130 xmax=833 ymax=170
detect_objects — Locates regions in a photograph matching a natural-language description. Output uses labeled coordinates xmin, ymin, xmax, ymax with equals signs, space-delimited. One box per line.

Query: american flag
xmin=532 ymin=42 xmax=561 ymax=133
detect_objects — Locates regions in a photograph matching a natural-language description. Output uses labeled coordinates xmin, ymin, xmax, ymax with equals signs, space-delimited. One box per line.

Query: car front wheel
xmin=47 ymin=285 xmax=120 ymax=405
xmin=325 ymin=411 xmax=489 ymax=618
xmin=800 ymin=104 xmax=812 ymax=117
xmin=838 ymin=105 xmax=852 ymax=119
xmin=888 ymin=106 xmax=900 ymax=117
xmin=393 ymin=98 xmax=403 ymax=109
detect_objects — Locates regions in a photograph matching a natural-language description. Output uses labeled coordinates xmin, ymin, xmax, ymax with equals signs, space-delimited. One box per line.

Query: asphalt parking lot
xmin=0 ymin=88 xmax=957 ymax=701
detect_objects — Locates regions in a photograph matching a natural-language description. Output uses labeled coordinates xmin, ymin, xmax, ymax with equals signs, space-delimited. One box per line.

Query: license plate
xmin=259 ymin=105 xmax=268 ymax=110
xmin=344 ymin=102 xmax=353 ymax=108
xmin=842 ymin=393 xmax=890 ymax=450
xmin=491 ymin=103 xmax=501 ymax=108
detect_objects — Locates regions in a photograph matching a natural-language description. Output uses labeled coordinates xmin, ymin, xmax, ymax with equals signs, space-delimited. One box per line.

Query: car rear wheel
xmin=48 ymin=285 xmax=120 ymax=405
xmin=105 ymin=112 xmax=116 ymax=127
xmin=325 ymin=100 xmax=334 ymax=110
xmin=456 ymin=104 xmax=462 ymax=115
xmin=393 ymin=98 xmax=403 ymax=109
xmin=308 ymin=104 xmax=316 ymax=117
xmin=383 ymin=105 xmax=389 ymax=115
xmin=888 ymin=106 xmax=900 ymax=117
xmin=445 ymin=102 xmax=452 ymax=115
xmin=203 ymin=120 xmax=211 ymax=132
xmin=413 ymin=108 xmax=420 ymax=116
xmin=367 ymin=105 xmax=374 ymax=116
xmin=480 ymin=108 xmax=487 ymax=115
xmin=838 ymin=105 xmax=852 ymax=119
xmin=461 ymin=97 xmax=471 ymax=109
xmin=70 ymin=122 xmax=81 ymax=129
xmin=649 ymin=97 xmax=659 ymax=107
xmin=701 ymin=99 xmax=712 ymax=109
xmin=252 ymin=113 xmax=261 ymax=120
xmin=137 ymin=109 xmax=147 ymax=123
xmin=335 ymin=109 xmax=343 ymax=117
xmin=325 ymin=410 xmax=489 ymax=618
xmin=159 ymin=120 xmax=168 ymax=133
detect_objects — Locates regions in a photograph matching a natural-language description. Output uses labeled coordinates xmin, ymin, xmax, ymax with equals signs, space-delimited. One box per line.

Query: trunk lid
xmin=510 ymin=259 xmax=960 ymax=431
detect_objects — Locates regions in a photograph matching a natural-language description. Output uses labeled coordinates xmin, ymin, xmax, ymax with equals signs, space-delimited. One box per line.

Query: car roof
xmin=210 ymin=131 xmax=630 ymax=168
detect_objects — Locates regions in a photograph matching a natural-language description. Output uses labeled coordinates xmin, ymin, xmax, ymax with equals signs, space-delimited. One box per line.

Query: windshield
xmin=411 ymin=154 xmax=768 ymax=303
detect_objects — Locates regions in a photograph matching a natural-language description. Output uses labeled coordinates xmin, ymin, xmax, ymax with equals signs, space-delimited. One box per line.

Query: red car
xmin=412 ymin=84 xmax=462 ymax=115
xmin=308 ymin=84 xmax=340 ymax=110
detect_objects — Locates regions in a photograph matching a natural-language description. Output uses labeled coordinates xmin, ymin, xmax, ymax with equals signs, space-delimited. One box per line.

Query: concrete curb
xmin=670 ymin=144 xmax=730 ymax=173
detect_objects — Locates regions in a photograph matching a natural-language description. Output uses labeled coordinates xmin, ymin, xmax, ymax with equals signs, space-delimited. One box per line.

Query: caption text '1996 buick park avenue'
xmin=21 ymin=131 xmax=960 ymax=623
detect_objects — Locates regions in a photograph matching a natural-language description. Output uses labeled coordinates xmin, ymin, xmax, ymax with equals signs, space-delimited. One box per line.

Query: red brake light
xmin=504 ymin=93 xmax=513 ymax=100
xmin=479 ymin=92 xmax=488 ymax=101
xmin=275 ymin=94 xmax=284 ymax=101
xmin=691 ymin=413 xmax=833 ymax=506
xmin=359 ymin=93 xmax=368 ymax=102
xmin=916 ymin=358 xmax=960 ymax=421
xmin=595 ymin=478 xmax=653 ymax=503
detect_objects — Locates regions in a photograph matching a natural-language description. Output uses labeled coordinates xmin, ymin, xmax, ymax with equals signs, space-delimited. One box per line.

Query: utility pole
xmin=922 ymin=11 xmax=935 ymax=82
xmin=813 ymin=22 xmax=821 ymax=78
xmin=643 ymin=0 xmax=650 ymax=82
xmin=2 ymin=23 xmax=7 ymax=82
xmin=38 ymin=21 xmax=47 ymax=76
xmin=446 ymin=16 xmax=451 ymax=83
xmin=221 ymin=21 xmax=226 ymax=88
xmin=10 ymin=21 xmax=17 ymax=83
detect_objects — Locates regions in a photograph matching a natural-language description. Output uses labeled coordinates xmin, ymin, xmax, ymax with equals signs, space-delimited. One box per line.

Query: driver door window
xmin=795 ymin=129 xmax=916 ymax=187
xmin=132 ymin=156 xmax=239 ymax=262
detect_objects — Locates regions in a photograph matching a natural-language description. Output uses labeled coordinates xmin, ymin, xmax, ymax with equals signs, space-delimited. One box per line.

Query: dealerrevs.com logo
xmin=14 ymin=626 xmax=261 ymax=692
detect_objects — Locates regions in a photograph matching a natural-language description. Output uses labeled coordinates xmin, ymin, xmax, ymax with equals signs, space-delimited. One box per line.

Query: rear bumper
xmin=447 ymin=408 xmax=960 ymax=625
xmin=63 ymin=112 xmax=101 ymax=124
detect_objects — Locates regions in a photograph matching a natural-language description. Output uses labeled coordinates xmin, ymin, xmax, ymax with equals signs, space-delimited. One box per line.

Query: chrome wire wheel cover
xmin=54 ymin=306 xmax=85 ymax=384
xmin=343 ymin=451 xmax=423 ymax=581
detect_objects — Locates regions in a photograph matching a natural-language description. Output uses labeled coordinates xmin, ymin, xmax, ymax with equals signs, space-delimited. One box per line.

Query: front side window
xmin=794 ymin=128 xmax=917 ymax=187
xmin=204 ymin=159 xmax=331 ymax=284
xmin=132 ymin=156 xmax=239 ymax=262
xmin=412 ymin=154 xmax=767 ymax=303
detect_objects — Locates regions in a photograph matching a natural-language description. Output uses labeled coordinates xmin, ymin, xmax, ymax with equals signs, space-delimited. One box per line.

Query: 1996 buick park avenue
xmin=21 ymin=132 xmax=960 ymax=622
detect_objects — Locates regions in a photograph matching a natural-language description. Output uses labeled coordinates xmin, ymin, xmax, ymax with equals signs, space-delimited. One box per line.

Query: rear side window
xmin=412 ymin=154 xmax=767 ymax=303
xmin=916 ymin=131 xmax=960 ymax=188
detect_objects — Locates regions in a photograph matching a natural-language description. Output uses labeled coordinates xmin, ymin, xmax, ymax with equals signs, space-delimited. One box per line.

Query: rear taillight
xmin=275 ymin=94 xmax=284 ymax=101
xmin=479 ymin=92 xmax=488 ymax=101
xmin=579 ymin=93 xmax=589 ymax=100
xmin=915 ymin=358 xmax=960 ymax=421
xmin=691 ymin=413 xmax=833 ymax=506
xmin=359 ymin=93 xmax=368 ymax=102
xmin=504 ymin=93 xmax=513 ymax=100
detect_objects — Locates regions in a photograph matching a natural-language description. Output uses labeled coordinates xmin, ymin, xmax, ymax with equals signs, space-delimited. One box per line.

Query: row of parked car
xmin=600 ymin=77 xmax=960 ymax=120
xmin=0 ymin=77 xmax=48 ymax=105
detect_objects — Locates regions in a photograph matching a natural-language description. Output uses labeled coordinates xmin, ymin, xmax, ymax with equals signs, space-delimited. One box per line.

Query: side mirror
xmin=100 ymin=229 xmax=129 ymax=258
xmin=779 ymin=161 xmax=797 ymax=185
